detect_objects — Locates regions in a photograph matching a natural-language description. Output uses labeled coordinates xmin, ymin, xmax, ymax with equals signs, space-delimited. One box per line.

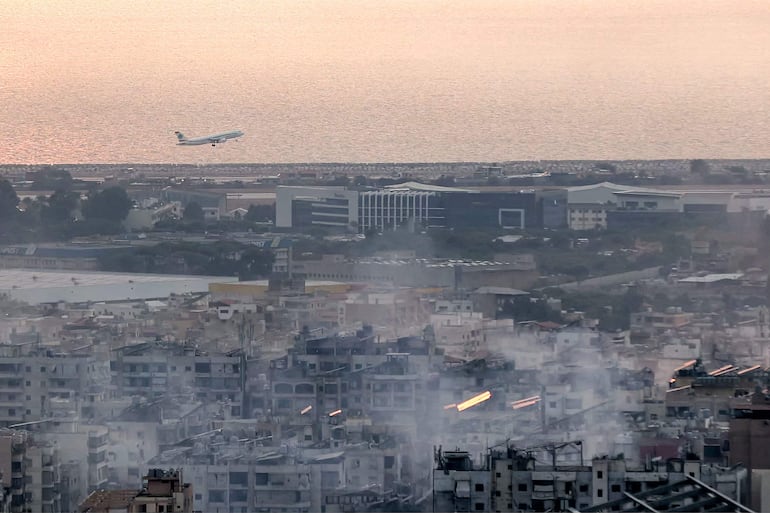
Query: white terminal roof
xmin=0 ymin=269 xmax=237 ymax=305
xmin=382 ymin=181 xmax=476 ymax=193
xmin=678 ymin=273 xmax=744 ymax=284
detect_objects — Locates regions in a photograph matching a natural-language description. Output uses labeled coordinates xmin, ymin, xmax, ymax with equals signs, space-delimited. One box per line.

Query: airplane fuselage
xmin=175 ymin=130 xmax=244 ymax=146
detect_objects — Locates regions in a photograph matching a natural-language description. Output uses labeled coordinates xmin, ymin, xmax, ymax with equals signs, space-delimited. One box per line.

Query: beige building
xmin=568 ymin=204 xmax=609 ymax=230
xmin=79 ymin=468 xmax=193 ymax=513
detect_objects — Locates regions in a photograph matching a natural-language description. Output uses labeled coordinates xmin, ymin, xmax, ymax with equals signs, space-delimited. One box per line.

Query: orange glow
xmin=512 ymin=396 xmax=541 ymax=410
xmin=512 ymin=395 xmax=540 ymax=405
xmin=328 ymin=409 xmax=342 ymax=417
xmin=456 ymin=391 xmax=492 ymax=412
xmin=738 ymin=365 xmax=762 ymax=375
xmin=300 ymin=405 xmax=312 ymax=415
xmin=443 ymin=403 xmax=457 ymax=410
xmin=708 ymin=365 xmax=735 ymax=376
xmin=512 ymin=399 xmax=540 ymax=410
xmin=673 ymin=359 xmax=698 ymax=372
xmin=669 ymin=378 xmax=676 ymax=384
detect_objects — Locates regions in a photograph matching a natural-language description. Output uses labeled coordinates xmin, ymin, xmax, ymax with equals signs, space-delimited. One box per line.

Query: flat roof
xmin=473 ymin=286 xmax=530 ymax=296
xmin=382 ymin=181 xmax=476 ymax=193
xmin=613 ymin=189 xmax=682 ymax=198
xmin=678 ymin=273 xmax=744 ymax=284
xmin=217 ymin=280 xmax=348 ymax=287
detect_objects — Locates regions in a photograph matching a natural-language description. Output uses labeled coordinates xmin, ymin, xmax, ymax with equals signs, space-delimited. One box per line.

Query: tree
xmin=183 ymin=201 xmax=205 ymax=222
xmin=30 ymin=168 xmax=73 ymax=191
xmin=245 ymin=204 xmax=275 ymax=223
xmin=690 ymin=159 xmax=710 ymax=175
xmin=82 ymin=186 xmax=132 ymax=222
xmin=0 ymin=180 xmax=19 ymax=220
xmin=42 ymin=189 xmax=80 ymax=224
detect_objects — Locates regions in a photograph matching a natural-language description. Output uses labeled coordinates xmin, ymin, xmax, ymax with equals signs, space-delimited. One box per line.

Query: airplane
xmin=175 ymin=130 xmax=244 ymax=146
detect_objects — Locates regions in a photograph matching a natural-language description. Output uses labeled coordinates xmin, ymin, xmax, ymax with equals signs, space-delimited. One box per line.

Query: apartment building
xmin=0 ymin=429 xmax=62 ymax=513
xmin=110 ymin=341 xmax=245 ymax=418
xmin=0 ymin=346 xmax=109 ymax=428
xmin=148 ymin=441 xmax=343 ymax=513
xmin=434 ymin=444 xmax=749 ymax=513
xmin=37 ymin=423 xmax=109 ymax=497
xmin=79 ymin=468 xmax=193 ymax=513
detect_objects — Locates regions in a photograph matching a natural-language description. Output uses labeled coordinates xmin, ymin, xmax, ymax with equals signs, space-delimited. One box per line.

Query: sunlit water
xmin=1 ymin=0 xmax=769 ymax=164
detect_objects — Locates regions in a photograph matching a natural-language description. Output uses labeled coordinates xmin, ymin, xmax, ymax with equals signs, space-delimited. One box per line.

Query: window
xmin=475 ymin=503 xmax=485 ymax=511
xmin=475 ymin=483 xmax=484 ymax=492
xmin=274 ymin=383 xmax=292 ymax=394
xmin=230 ymin=472 xmax=248 ymax=486
xmin=579 ymin=484 xmax=588 ymax=493
xmin=209 ymin=490 xmax=225 ymax=503
xmin=229 ymin=490 xmax=248 ymax=502
xmin=194 ymin=494 xmax=202 ymax=500
xmin=295 ymin=383 xmax=314 ymax=394
xmin=597 ymin=489 xmax=603 ymax=498
xmin=597 ymin=470 xmax=603 ymax=479
xmin=255 ymin=473 xmax=268 ymax=486
xmin=518 ymin=483 xmax=527 ymax=492
xmin=496 ymin=472 xmax=501 ymax=478
xmin=611 ymin=484 xmax=621 ymax=493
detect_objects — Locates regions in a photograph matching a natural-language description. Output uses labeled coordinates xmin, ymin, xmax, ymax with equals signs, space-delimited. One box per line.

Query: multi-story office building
xmin=276 ymin=186 xmax=359 ymax=230
xmin=276 ymin=183 xmax=542 ymax=233
xmin=358 ymin=187 xmax=445 ymax=231
xmin=110 ymin=341 xmax=245 ymax=418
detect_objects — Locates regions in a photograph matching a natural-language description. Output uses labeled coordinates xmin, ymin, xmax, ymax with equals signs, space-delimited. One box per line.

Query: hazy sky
xmin=1 ymin=0 xmax=769 ymax=163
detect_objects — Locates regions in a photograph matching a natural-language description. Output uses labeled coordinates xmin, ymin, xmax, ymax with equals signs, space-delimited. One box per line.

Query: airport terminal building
xmin=276 ymin=183 xmax=554 ymax=232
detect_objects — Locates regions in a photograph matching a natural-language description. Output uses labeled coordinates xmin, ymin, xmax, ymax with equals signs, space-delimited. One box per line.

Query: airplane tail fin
xmin=174 ymin=131 xmax=187 ymax=141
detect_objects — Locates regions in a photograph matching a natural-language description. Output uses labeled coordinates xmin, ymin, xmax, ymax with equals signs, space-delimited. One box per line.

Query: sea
xmin=1 ymin=0 xmax=769 ymax=165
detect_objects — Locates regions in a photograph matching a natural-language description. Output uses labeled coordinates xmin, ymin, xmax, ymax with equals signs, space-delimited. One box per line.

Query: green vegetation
xmin=99 ymin=241 xmax=274 ymax=279
xmin=182 ymin=201 xmax=205 ymax=222
xmin=544 ymin=288 xmax=645 ymax=331
xmin=0 ymin=179 xmax=134 ymax=243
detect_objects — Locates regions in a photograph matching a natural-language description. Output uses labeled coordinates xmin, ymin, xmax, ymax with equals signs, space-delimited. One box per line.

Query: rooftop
xmin=473 ymin=286 xmax=530 ymax=296
xmin=382 ymin=181 xmax=476 ymax=193
xmin=678 ymin=273 xmax=744 ymax=284
xmin=78 ymin=489 xmax=137 ymax=513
